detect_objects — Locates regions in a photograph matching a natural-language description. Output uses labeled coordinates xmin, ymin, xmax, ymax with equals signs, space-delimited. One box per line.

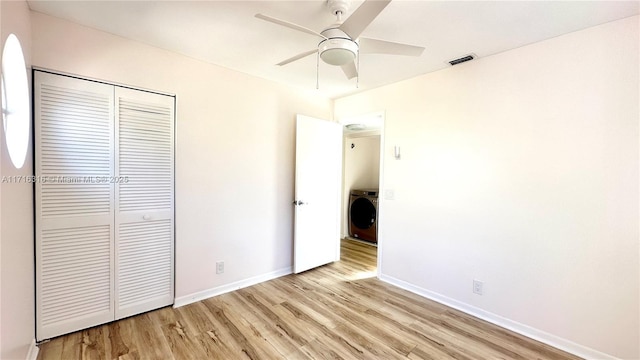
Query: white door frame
xmin=339 ymin=111 xmax=385 ymax=276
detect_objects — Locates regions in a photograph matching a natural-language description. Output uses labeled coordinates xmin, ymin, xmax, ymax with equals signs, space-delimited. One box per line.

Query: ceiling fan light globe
xmin=320 ymin=48 xmax=355 ymax=66
xmin=319 ymin=38 xmax=358 ymax=66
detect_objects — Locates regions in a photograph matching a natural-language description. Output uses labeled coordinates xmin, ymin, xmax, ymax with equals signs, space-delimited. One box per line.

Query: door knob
xmin=292 ymin=200 xmax=307 ymax=206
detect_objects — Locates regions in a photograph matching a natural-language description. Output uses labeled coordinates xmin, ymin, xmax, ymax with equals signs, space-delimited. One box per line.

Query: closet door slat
xmin=35 ymin=72 xmax=115 ymax=341
xmin=115 ymin=87 xmax=175 ymax=319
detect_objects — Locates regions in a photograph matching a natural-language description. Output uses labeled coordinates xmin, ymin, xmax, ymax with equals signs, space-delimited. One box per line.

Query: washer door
xmin=350 ymin=197 xmax=377 ymax=229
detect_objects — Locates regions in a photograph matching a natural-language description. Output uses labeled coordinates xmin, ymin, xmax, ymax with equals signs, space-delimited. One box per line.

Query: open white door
xmin=294 ymin=115 xmax=343 ymax=273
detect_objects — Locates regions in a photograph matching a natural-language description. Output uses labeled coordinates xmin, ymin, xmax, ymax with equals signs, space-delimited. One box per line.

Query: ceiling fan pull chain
xmin=316 ymin=50 xmax=320 ymax=90
xmin=356 ymin=49 xmax=360 ymax=89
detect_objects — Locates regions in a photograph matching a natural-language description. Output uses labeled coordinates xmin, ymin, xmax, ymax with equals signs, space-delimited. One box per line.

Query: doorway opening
xmin=340 ymin=112 xmax=384 ymax=276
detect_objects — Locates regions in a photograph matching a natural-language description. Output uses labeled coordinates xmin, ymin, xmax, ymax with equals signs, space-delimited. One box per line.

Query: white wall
xmin=342 ymin=135 xmax=380 ymax=237
xmin=30 ymin=12 xmax=333 ymax=305
xmin=0 ymin=1 xmax=35 ymax=359
xmin=335 ymin=16 xmax=639 ymax=360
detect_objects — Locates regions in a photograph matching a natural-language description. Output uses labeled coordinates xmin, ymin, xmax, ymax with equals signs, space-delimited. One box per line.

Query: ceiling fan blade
xmin=339 ymin=0 xmax=391 ymax=39
xmin=277 ymin=49 xmax=318 ymax=66
xmin=359 ymin=37 xmax=424 ymax=56
xmin=341 ymin=61 xmax=358 ymax=80
xmin=255 ymin=14 xmax=327 ymax=40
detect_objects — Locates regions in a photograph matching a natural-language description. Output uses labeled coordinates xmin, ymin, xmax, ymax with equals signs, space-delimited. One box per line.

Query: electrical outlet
xmin=473 ymin=279 xmax=483 ymax=295
xmin=216 ymin=261 xmax=224 ymax=274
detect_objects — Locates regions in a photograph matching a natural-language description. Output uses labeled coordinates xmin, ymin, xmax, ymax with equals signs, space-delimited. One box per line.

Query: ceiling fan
xmin=255 ymin=0 xmax=424 ymax=83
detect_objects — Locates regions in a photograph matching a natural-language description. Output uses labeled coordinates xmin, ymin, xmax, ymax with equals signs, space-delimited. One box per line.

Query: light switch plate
xmin=385 ymin=189 xmax=395 ymax=200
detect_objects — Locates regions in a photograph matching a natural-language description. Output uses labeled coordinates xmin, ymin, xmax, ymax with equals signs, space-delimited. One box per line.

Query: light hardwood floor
xmin=38 ymin=239 xmax=582 ymax=360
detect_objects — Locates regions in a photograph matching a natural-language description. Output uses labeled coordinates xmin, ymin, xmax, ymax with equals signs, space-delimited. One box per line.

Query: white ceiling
xmin=27 ymin=0 xmax=639 ymax=99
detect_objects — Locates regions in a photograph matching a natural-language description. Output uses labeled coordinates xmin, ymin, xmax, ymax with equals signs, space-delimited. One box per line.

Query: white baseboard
xmin=173 ymin=266 xmax=292 ymax=308
xmin=26 ymin=339 xmax=39 ymax=360
xmin=379 ymin=274 xmax=618 ymax=360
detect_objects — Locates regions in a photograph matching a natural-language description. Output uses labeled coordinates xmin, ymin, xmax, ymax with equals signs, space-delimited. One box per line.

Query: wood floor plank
xmin=159 ymin=319 xmax=207 ymax=360
xmin=407 ymin=343 xmax=471 ymax=360
xmin=176 ymin=302 xmax=217 ymax=337
xmin=366 ymin=306 xmax=511 ymax=360
xmin=37 ymin=239 xmax=582 ymax=360
xmin=130 ymin=313 xmax=174 ymax=360
xmin=80 ymin=326 xmax=107 ymax=360
xmin=440 ymin=309 xmax=582 ymax=360
xmin=277 ymin=277 xmax=415 ymax=357
xmin=200 ymin=296 xmax=281 ymax=360
xmin=58 ymin=331 xmax=82 ymax=359
xmin=36 ymin=336 xmax=64 ymax=360
xmin=215 ymin=292 xmax=301 ymax=358
xmin=279 ymin=300 xmax=379 ymax=360
xmin=330 ymin=323 xmax=406 ymax=359
xmin=299 ymin=339 xmax=349 ymax=360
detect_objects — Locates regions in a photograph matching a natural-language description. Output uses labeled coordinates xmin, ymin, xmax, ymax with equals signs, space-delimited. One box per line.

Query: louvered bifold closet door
xmin=35 ymin=71 xmax=115 ymax=340
xmin=115 ymin=87 xmax=174 ymax=319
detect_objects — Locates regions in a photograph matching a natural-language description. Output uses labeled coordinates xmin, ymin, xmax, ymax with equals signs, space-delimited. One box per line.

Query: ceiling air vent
xmin=449 ymin=54 xmax=475 ymax=66
xmin=345 ymin=123 xmax=366 ymax=131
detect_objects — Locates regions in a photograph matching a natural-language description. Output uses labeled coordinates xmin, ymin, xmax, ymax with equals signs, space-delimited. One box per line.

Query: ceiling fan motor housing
xmin=319 ymin=27 xmax=358 ymax=66
xmin=328 ymin=0 xmax=351 ymax=17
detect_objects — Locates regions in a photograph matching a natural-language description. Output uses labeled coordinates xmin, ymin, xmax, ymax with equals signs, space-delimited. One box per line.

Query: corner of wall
xmin=174 ymin=266 xmax=292 ymax=308
xmin=0 ymin=1 xmax=35 ymax=360
xmin=25 ymin=340 xmax=38 ymax=360
xmin=379 ymin=274 xmax=620 ymax=360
